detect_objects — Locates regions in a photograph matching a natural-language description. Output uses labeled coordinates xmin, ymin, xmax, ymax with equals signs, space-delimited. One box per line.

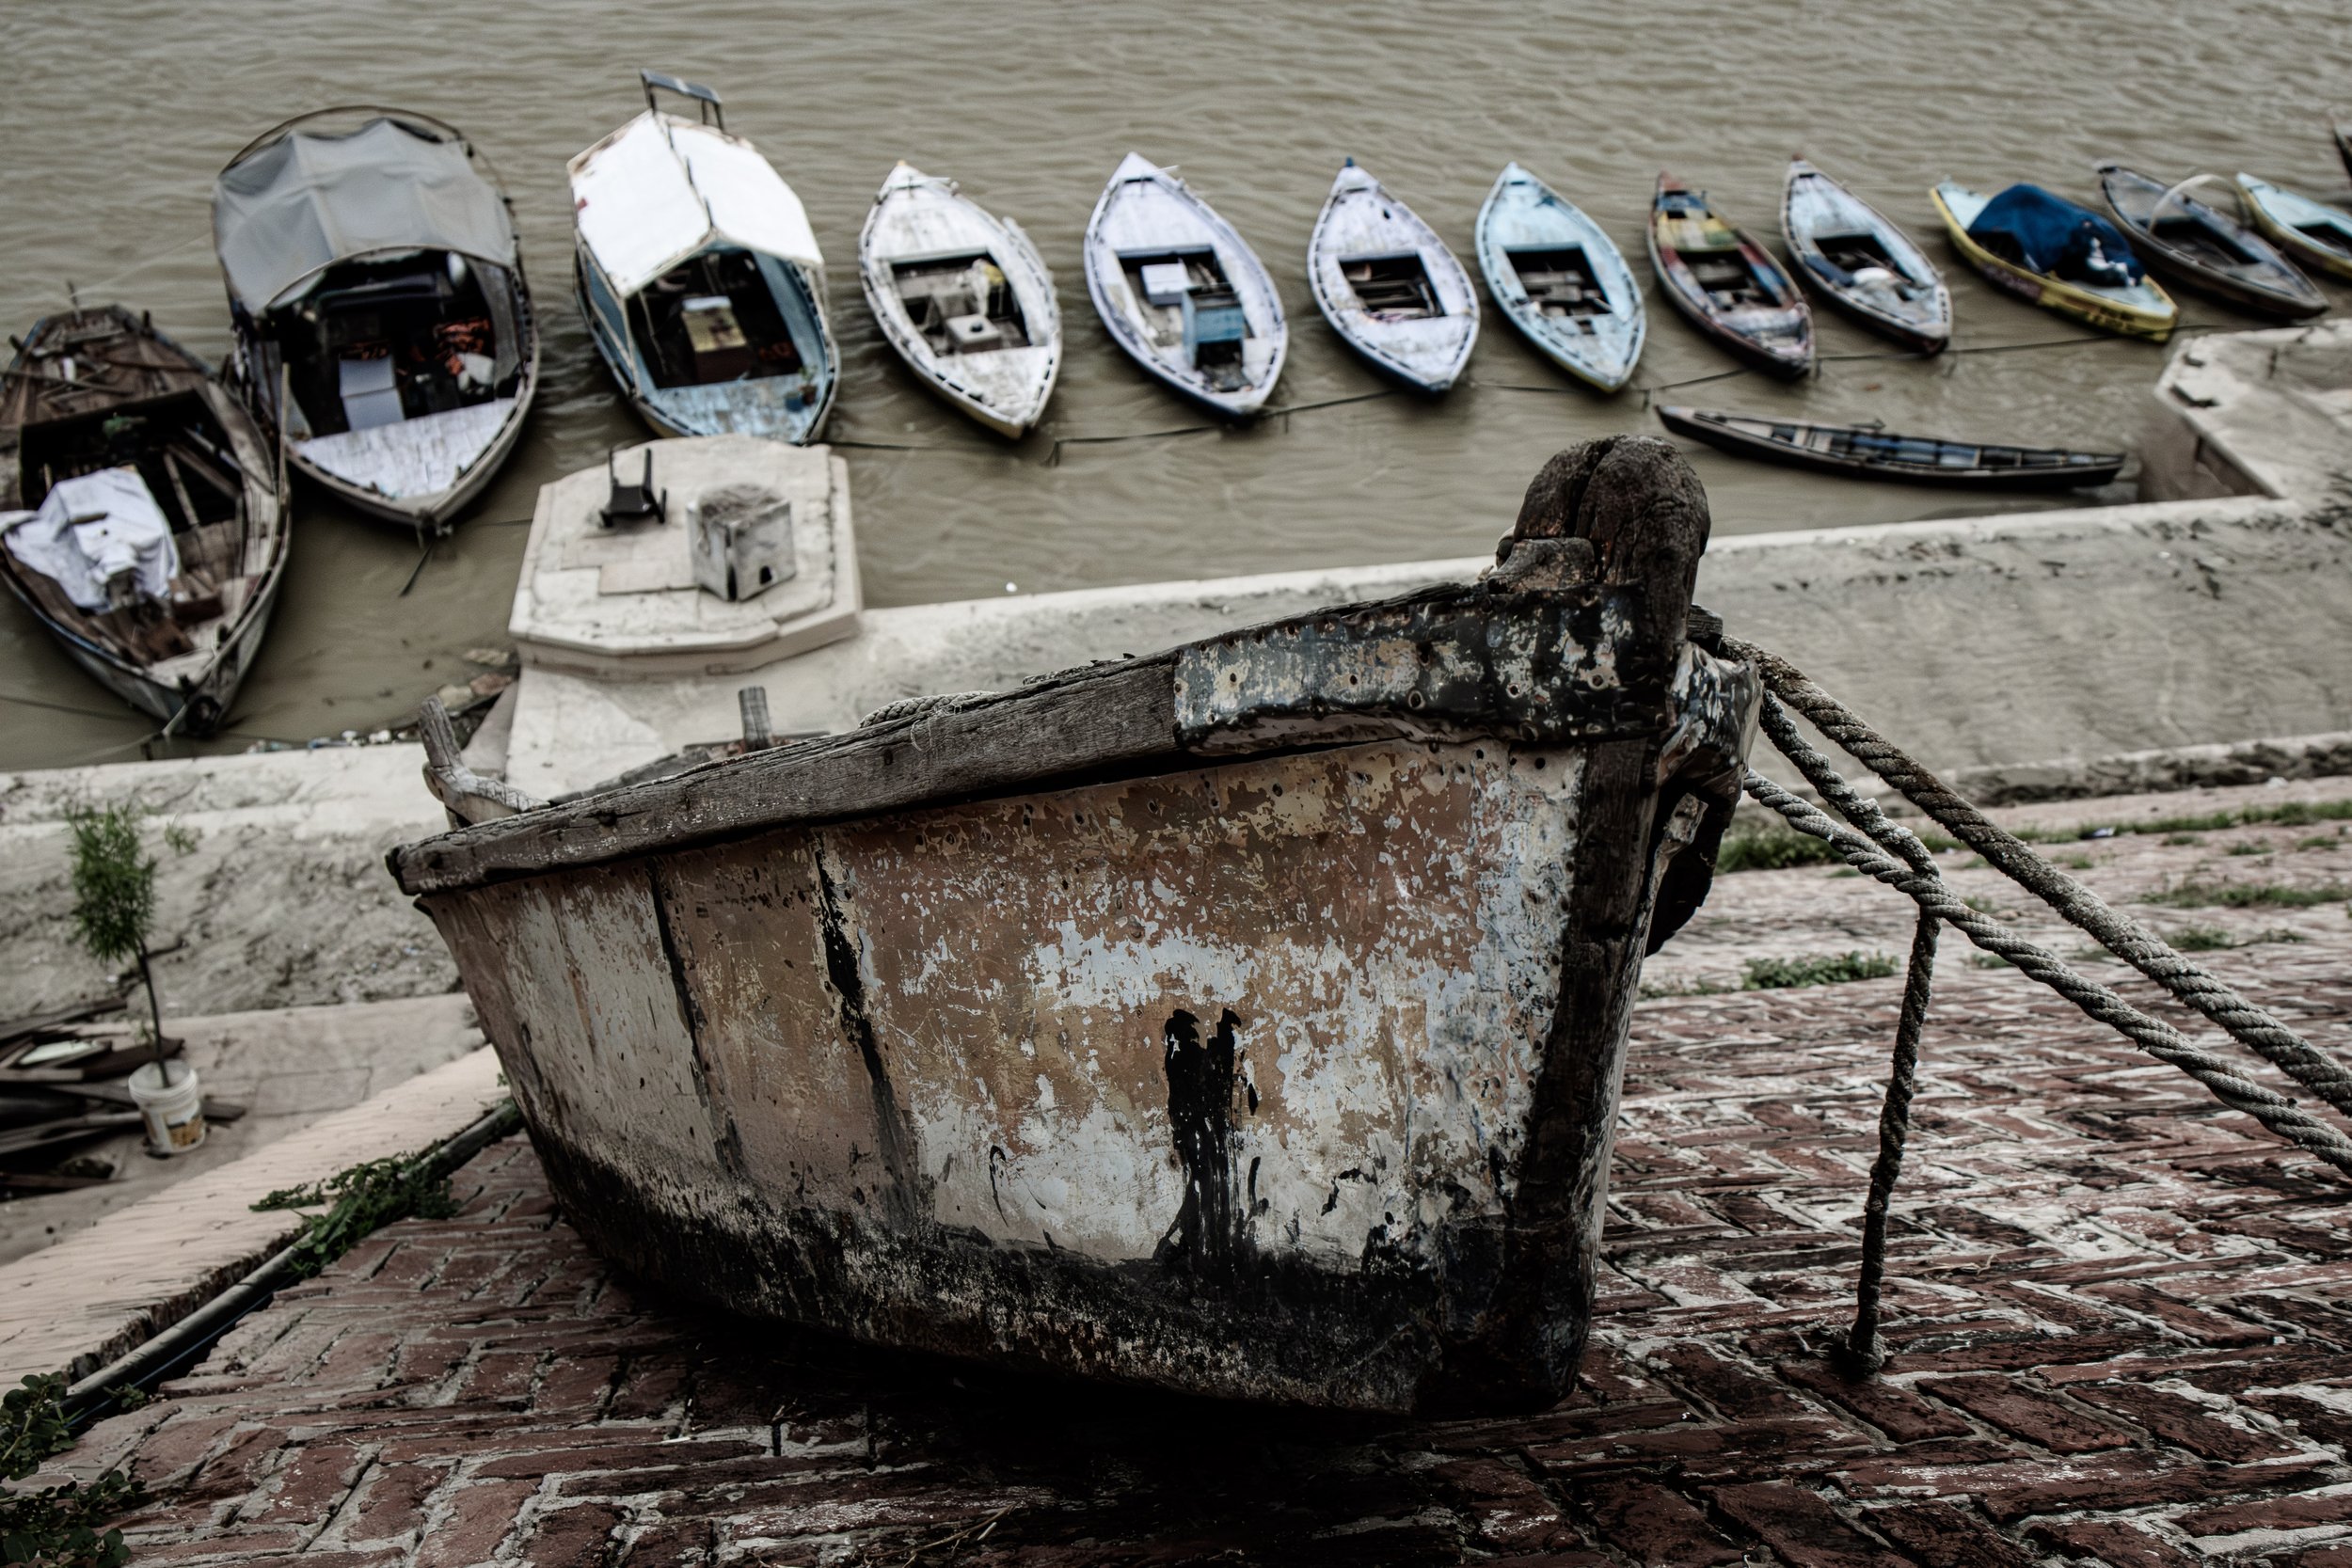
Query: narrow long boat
xmin=1306 ymin=161 xmax=1478 ymax=392
xmin=0 ymin=306 xmax=289 ymax=734
xmin=213 ymin=108 xmax=538 ymax=534
xmin=2233 ymin=175 xmax=2352 ymax=283
xmin=1658 ymin=405 xmax=2122 ymax=489
xmin=1474 ymin=163 xmax=1645 ymax=392
xmin=389 ymin=437 xmax=1760 ymax=1415
xmin=1083 ymin=154 xmax=1286 ymax=418
xmin=2096 ymin=165 xmax=2324 ymax=321
xmin=1781 ymin=159 xmax=1950 ymax=354
xmin=861 ymin=162 xmax=1059 ymax=437
xmin=1931 ymin=181 xmax=2176 ymax=340
xmin=1648 ymin=175 xmax=1813 ymax=378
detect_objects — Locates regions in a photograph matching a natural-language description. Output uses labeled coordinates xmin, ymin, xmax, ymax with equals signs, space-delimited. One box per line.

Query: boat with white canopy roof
xmin=211 ymin=107 xmax=538 ymax=534
xmin=570 ymin=72 xmax=838 ymax=445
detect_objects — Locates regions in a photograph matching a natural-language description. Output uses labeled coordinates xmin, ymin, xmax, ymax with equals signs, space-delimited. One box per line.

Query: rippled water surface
xmin=3 ymin=0 xmax=2347 ymax=768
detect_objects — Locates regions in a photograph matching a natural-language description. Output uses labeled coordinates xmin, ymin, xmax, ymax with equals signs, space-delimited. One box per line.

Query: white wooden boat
xmin=859 ymin=163 xmax=1058 ymax=438
xmin=2234 ymin=174 xmax=2352 ymax=282
xmin=1305 ymin=161 xmax=1477 ymax=392
xmin=1083 ymin=154 xmax=1286 ymax=418
xmin=1 ymin=307 xmax=289 ymax=735
xmin=1474 ymin=164 xmax=1644 ymax=392
xmin=1781 ymin=159 xmax=1951 ymax=354
xmin=390 ymin=437 xmax=1758 ymax=1414
xmin=571 ymin=73 xmax=838 ymax=445
xmin=212 ymin=108 xmax=537 ymax=535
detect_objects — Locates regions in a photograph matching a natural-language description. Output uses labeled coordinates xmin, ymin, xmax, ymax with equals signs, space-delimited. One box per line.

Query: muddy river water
xmin=2 ymin=0 xmax=2345 ymax=769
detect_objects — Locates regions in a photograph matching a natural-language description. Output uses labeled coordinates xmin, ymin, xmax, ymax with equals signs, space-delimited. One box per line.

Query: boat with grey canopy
xmin=212 ymin=107 xmax=538 ymax=534
xmin=389 ymin=437 xmax=1758 ymax=1414
xmin=572 ymin=72 xmax=839 ymax=444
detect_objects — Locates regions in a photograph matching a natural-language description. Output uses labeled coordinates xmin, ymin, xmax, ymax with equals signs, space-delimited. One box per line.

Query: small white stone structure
xmin=508 ymin=436 xmax=859 ymax=679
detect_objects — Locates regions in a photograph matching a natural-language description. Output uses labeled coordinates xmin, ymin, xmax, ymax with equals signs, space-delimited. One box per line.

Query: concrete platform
xmin=510 ymin=436 xmax=860 ymax=680
xmin=50 ymin=781 xmax=2352 ymax=1563
xmin=2141 ymin=318 xmax=2352 ymax=502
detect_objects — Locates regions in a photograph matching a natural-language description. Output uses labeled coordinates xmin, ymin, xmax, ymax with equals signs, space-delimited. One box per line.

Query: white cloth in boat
xmin=570 ymin=112 xmax=823 ymax=296
xmin=1 ymin=467 xmax=179 ymax=610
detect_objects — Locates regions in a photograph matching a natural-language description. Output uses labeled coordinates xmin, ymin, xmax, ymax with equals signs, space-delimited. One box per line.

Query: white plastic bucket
xmin=128 ymin=1060 xmax=205 ymax=1154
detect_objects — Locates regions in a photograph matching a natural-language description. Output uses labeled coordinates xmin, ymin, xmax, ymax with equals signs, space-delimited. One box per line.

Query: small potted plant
xmin=65 ymin=803 xmax=202 ymax=1155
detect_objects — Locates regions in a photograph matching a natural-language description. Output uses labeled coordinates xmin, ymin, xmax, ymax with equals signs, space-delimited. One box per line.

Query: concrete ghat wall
xmin=506 ymin=493 xmax=2352 ymax=799
xmin=0 ymin=747 xmax=453 ymax=1020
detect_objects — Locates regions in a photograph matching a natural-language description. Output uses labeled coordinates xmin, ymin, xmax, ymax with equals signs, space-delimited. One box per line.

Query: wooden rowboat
xmin=2336 ymin=113 xmax=2352 ymax=182
xmin=1648 ymin=175 xmax=1813 ymax=378
xmin=1658 ymin=404 xmax=2123 ymax=489
xmin=1930 ymin=181 xmax=2176 ymax=340
xmin=860 ymin=162 xmax=1059 ymax=437
xmin=390 ymin=437 xmax=1760 ymax=1414
xmin=2233 ymin=175 xmax=2352 ymax=284
xmin=1474 ymin=163 xmax=1645 ymax=392
xmin=2096 ymin=165 xmax=2325 ymax=321
xmin=1781 ymin=159 xmax=1950 ymax=354
xmin=1306 ymin=161 xmax=1478 ymax=393
xmin=1 ymin=306 xmax=290 ymax=735
xmin=1083 ymin=154 xmax=1286 ymax=418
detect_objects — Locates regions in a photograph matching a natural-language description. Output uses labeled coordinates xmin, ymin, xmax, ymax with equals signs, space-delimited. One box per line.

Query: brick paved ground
xmin=47 ymin=782 xmax=2352 ymax=1566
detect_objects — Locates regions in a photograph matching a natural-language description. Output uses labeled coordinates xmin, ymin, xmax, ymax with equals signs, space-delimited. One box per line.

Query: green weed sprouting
xmin=0 ymin=1374 xmax=141 ymax=1567
xmin=253 ymin=1154 xmax=460 ymax=1282
xmin=1741 ymin=951 xmax=1899 ymax=990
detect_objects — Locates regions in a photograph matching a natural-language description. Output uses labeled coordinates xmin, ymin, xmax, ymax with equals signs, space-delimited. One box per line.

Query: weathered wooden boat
xmin=2096 ymin=165 xmax=2325 ymax=321
xmin=212 ymin=107 xmax=538 ymax=534
xmin=1648 ymin=175 xmax=1813 ymax=378
xmin=389 ymin=436 xmax=1760 ymax=1415
xmin=1781 ymin=159 xmax=1950 ymax=354
xmin=0 ymin=306 xmax=289 ymax=735
xmin=573 ymin=73 xmax=839 ymax=445
xmin=1931 ymin=181 xmax=2176 ymax=340
xmin=1306 ymin=161 xmax=1478 ymax=393
xmin=1474 ymin=163 xmax=1644 ymax=392
xmin=2337 ymin=114 xmax=2352 ymax=182
xmin=2234 ymin=174 xmax=2352 ymax=282
xmin=859 ymin=161 xmax=1058 ymax=438
xmin=1658 ymin=404 xmax=2123 ymax=489
xmin=1083 ymin=154 xmax=1286 ymax=418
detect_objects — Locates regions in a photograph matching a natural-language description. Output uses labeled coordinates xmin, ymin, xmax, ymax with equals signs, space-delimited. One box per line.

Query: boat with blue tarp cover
xmin=1931 ymin=181 xmax=2176 ymax=339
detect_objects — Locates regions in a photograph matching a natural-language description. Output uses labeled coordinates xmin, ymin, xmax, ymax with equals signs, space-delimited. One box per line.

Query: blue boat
xmin=1473 ymin=164 xmax=1645 ymax=392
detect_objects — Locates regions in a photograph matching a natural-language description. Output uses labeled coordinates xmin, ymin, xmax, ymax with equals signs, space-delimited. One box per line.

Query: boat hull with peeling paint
xmin=390 ymin=440 xmax=1756 ymax=1412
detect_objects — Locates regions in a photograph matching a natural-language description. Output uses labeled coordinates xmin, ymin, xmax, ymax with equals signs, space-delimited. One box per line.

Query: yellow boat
xmin=1930 ymin=182 xmax=2176 ymax=340
xmin=2235 ymin=174 xmax=2352 ymax=283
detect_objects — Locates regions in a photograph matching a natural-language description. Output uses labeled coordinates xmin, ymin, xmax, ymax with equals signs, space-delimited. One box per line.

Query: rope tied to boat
xmin=1703 ymin=632 xmax=2352 ymax=1377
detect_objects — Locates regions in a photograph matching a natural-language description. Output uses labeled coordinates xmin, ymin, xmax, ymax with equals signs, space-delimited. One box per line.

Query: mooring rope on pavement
xmin=1708 ymin=635 xmax=2352 ymax=1374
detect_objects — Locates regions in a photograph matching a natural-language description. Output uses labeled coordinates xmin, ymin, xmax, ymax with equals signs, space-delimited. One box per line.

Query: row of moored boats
xmin=4 ymin=79 xmax=2348 ymax=736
